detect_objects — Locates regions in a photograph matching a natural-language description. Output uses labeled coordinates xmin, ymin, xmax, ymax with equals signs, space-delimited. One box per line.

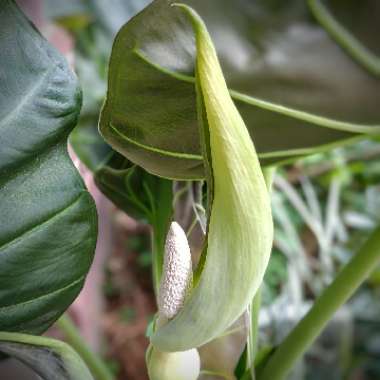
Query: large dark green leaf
xmin=0 ymin=0 xmax=97 ymax=333
xmin=99 ymin=0 xmax=380 ymax=180
xmin=0 ymin=332 xmax=94 ymax=380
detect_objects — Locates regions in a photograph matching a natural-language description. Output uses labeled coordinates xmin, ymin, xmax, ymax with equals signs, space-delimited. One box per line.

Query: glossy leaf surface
xmin=151 ymin=5 xmax=273 ymax=351
xmin=0 ymin=0 xmax=97 ymax=333
xmin=100 ymin=0 xmax=380 ymax=180
xmin=0 ymin=332 xmax=94 ymax=380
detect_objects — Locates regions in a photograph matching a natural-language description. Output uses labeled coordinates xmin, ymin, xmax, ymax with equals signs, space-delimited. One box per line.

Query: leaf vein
xmin=0 ymin=275 xmax=85 ymax=312
xmin=0 ymin=192 xmax=86 ymax=253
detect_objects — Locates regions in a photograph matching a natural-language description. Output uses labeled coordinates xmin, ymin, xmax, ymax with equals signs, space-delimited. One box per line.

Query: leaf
xmin=70 ymin=124 xmax=112 ymax=172
xmin=150 ymin=4 xmax=273 ymax=351
xmin=0 ymin=332 xmax=94 ymax=380
xmin=99 ymin=0 xmax=380 ymax=180
xmin=94 ymin=151 xmax=172 ymax=223
xmin=0 ymin=0 xmax=97 ymax=333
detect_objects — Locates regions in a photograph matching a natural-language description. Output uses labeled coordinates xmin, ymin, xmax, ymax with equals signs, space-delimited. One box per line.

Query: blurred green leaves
xmin=99 ymin=0 xmax=380 ymax=180
xmin=308 ymin=0 xmax=380 ymax=77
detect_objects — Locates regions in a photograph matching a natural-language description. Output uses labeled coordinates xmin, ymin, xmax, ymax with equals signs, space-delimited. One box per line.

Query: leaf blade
xmin=0 ymin=0 xmax=97 ymax=333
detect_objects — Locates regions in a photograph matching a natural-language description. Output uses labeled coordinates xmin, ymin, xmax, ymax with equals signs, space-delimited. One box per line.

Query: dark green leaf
xmin=0 ymin=0 xmax=97 ymax=333
xmin=70 ymin=124 xmax=112 ymax=172
xmin=0 ymin=332 xmax=94 ymax=380
xmin=94 ymin=151 xmax=172 ymax=223
xmin=100 ymin=0 xmax=380 ymax=180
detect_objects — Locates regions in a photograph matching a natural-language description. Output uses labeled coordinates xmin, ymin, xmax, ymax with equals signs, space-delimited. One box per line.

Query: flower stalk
xmin=259 ymin=224 xmax=380 ymax=380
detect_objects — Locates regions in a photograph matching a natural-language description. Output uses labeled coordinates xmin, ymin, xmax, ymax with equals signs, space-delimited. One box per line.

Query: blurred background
xmin=7 ymin=1 xmax=380 ymax=379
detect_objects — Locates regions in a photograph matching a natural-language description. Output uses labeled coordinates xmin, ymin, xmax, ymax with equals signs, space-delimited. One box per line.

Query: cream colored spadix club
xmin=158 ymin=222 xmax=193 ymax=321
xmin=148 ymin=222 xmax=200 ymax=380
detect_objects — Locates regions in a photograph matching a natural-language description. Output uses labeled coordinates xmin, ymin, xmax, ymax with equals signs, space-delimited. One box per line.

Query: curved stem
xmin=247 ymin=288 xmax=261 ymax=379
xmin=245 ymin=167 xmax=275 ymax=378
xmin=259 ymin=224 xmax=380 ymax=380
xmin=151 ymin=224 xmax=165 ymax=295
xmin=150 ymin=180 xmax=173 ymax=297
xmin=308 ymin=0 xmax=380 ymax=77
xmin=56 ymin=314 xmax=114 ymax=380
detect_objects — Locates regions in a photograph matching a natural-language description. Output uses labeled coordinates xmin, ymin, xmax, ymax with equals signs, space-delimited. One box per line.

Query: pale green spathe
xmin=151 ymin=4 xmax=273 ymax=351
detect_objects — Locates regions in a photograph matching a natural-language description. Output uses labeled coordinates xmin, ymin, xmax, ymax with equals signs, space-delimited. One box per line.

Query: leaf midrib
xmin=0 ymin=275 xmax=85 ymax=312
xmin=0 ymin=68 xmax=52 ymax=130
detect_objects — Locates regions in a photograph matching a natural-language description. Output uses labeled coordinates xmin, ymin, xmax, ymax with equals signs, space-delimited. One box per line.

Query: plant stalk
xmin=151 ymin=227 xmax=163 ymax=296
xmin=150 ymin=180 xmax=173 ymax=297
xmin=259 ymin=224 xmax=380 ymax=380
xmin=244 ymin=167 xmax=274 ymax=379
xmin=56 ymin=314 xmax=114 ymax=380
xmin=247 ymin=288 xmax=261 ymax=379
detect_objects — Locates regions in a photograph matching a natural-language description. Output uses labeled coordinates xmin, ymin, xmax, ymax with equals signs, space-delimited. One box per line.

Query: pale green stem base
xmin=56 ymin=314 xmax=114 ymax=380
xmin=259 ymin=225 xmax=380 ymax=380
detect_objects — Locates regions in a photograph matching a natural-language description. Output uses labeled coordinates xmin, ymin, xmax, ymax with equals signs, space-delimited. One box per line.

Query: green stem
xmin=56 ymin=314 xmax=114 ymax=380
xmin=247 ymin=288 xmax=261 ymax=379
xmin=151 ymin=224 xmax=165 ymax=296
xmin=259 ymin=225 xmax=380 ymax=380
xmin=244 ymin=167 xmax=274 ymax=379
xmin=150 ymin=180 xmax=173 ymax=297
xmin=308 ymin=0 xmax=380 ymax=77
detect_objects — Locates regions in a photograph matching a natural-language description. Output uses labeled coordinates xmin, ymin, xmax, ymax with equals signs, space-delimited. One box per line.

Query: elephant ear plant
xmin=0 ymin=0 xmax=97 ymax=379
xmin=1 ymin=1 xmax=380 ymax=380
